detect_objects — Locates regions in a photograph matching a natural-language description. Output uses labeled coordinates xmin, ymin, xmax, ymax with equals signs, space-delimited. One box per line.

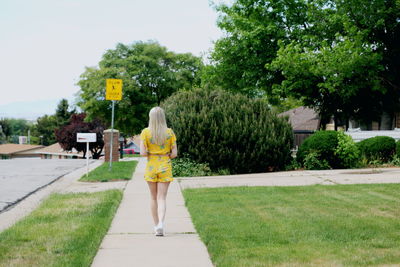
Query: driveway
xmin=0 ymin=158 xmax=92 ymax=212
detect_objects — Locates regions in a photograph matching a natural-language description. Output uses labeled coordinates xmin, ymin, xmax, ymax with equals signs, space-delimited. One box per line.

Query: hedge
xmin=357 ymin=136 xmax=396 ymax=162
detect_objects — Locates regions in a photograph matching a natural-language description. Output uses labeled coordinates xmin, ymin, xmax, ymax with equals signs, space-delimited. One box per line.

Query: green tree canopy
xmin=55 ymin=98 xmax=76 ymax=126
xmin=0 ymin=118 xmax=30 ymax=143
xmin=269 ymin=0 xmax=400 ymax=127
xmin=32 ymin=115 xmax=58 ymax=145
xmin=204 ymin=0 xmax=311 ymax=98
xmin=207 ymin=0 xmax=400 ymax=124
xmin=77 ymin=41 xmax=204 ymax=135
xmin=31 ymin=98 xmax=75 ymax=145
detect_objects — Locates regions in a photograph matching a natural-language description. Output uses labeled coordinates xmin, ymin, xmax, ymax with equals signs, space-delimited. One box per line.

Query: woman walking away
xmin=140 ymin=107 xmax=178 ymax=236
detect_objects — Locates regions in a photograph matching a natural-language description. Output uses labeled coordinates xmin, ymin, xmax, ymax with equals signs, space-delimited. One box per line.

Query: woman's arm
xmin=169 ymin=144 xmax=178 ymax=159
xmin=140 ymin=140 xmax=148 ymax=157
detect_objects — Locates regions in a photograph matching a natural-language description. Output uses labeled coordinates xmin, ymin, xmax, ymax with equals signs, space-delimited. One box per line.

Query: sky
xmin=0 ymin=0 xmax=224 ymax=119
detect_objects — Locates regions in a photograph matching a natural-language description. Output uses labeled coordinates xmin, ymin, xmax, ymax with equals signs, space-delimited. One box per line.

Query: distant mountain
xmin=0 ymin=98 xmax=76 ymax=120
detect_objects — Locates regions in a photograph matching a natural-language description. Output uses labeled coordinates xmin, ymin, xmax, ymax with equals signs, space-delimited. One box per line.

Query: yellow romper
xmin=140 ymin=128 xmax=177 ymax=182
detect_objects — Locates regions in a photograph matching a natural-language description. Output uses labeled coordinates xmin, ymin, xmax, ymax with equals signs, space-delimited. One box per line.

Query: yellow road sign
xmin=106 ymin=79 xmax=122 ymax=100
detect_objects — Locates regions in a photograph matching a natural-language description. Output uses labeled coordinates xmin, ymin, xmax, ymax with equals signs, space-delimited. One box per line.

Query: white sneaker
xmin=154 ymin=226 xmax=158 ymax=236
xmin=155 ymin=227 xmax=163 ymax=236
xmin=155 ymin=222 xmax=164 ymax=236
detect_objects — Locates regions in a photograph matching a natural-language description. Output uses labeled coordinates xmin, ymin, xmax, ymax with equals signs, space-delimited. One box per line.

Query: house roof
xmin=278 ymin=106 xmax=320 ymax=131
xmin=0 ymin=144 xmax=44 ymax=155
xmin=36 ymin=143 xmax=84 ymax=157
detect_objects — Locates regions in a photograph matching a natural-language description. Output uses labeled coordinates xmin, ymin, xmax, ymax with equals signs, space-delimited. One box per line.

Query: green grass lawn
xmin=123 ymin=154 xmax=141 ymax=158
xmin=183 ymin=184 xmax=400 ymax=267
xmin=0 ymin=190 xmax=122 ymax=267
xmin=80 ymin=160 xmax=138 ymax=182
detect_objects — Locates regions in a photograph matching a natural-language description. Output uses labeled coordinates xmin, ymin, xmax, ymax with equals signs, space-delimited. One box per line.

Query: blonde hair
xmin=148 ymin=107 xmax=168 ymax=145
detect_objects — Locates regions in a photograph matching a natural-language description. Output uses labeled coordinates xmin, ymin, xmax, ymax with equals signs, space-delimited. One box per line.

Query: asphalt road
xmin=0 ymin=158 xmax=92 ymax=212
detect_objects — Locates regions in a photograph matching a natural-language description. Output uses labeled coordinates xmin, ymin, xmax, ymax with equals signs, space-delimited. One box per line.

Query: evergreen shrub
xmin=390 ymin=155 xmax=400 ymax=166
xmin=357 ymin=136 xmax=396 ymax=162
xmin=296 ymin=131 xmax=340 ymax=168
xmin=303 ymin=151 xmax=331 ymax=170
xmin=172 ymin=156 xmax=213 ymax=177
xmin=162 ymin=89 xmax=293 ymax=174
xmin=172 ymin=155 xmax=230 ymax=177
xmin=334 ymin=131 xmax=360 ymax=168
xmin=396 ymin=140 xmax=400 ymax=158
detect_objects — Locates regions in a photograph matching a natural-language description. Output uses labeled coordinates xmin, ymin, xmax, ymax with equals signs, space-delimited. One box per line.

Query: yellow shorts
xmin=145 ymin=155 xmax=173 ymax=183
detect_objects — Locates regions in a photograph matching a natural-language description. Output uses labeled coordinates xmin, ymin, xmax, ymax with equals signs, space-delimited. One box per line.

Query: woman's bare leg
xmin=147 ymin=181 xmax=159 ymax=226
xmin=157 ymin=182 xmax=170 ymax=225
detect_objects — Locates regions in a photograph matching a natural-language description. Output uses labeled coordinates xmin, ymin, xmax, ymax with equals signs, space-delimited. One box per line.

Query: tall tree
xmin=205 ymin=0 xmax=312 ymax=98
xmin=0 ymin=118 xmax=30 ymax=143
xmin=77 ymin=41 xmax=204 ymax=134
xmin=269 ymin=0 xmax=400 ymax=127
xmin=208 ymin=0 xmax=400 ymax=125
xmin=31 ymin=99 xmax=75 ymax=145
xmin=55 ymin=99 xmax=75 ymax=126
xmin=32 ymin=115 xmax=58 ymax=145
xmin=0 ymin=119 xmax=11 ymax=139
xmin=0 ymin=124 xmax=6 ymax=144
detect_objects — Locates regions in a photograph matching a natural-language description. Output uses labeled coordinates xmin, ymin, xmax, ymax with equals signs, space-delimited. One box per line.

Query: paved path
xmin=177 ymin=167 xmax=400 ymax=189
xmin=91 ymin=158 xmax=213 ymax=267
xmin=0 ymin=158 xmax=93 ymax=212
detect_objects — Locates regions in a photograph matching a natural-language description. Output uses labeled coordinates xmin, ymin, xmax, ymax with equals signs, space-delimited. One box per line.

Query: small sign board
xmin=77 ymin=133 xmax=97 ymax=143
xmin=106 ymin=79 xmax=122 ymax=100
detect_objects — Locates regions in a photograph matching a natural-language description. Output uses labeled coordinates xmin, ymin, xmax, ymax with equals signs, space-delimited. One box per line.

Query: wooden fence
xmin=293 ymin=131 xmax=314 ymax=149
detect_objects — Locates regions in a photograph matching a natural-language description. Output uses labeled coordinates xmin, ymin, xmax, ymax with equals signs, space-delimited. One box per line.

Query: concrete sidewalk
xmin=91 ymin=158 xmax=213 ymax=267
xmin=178 ymin=167 xmax=400 ymax=189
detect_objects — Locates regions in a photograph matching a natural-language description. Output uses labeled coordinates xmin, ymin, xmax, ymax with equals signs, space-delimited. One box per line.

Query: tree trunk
xmin=334 ymin=114 xmax=338 ymax=131
xmin=318 ymin=111 xmax=329 ymax=130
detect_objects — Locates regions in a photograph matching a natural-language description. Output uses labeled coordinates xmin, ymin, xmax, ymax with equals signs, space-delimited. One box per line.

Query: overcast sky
xmin=0 ymin=0 xmax=224 ymax=118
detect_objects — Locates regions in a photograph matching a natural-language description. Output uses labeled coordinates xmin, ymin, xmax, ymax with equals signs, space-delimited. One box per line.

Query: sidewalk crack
xmin=108 ymin=231 xmax=197 ymax=235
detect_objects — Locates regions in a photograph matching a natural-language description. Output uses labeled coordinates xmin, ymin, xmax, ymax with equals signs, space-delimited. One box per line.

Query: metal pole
xmin=86 ymin=142 xmax=89 ymax=177
xmin=109 ymin=100 xmax=115 ymax=171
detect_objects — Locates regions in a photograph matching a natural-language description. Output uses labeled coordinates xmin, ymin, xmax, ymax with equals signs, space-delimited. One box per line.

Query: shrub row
xmin=297 ymin=131 xmax=399 ymax=169
xmin=397 ymin=141 xmax=400 ymax=158
xmin=357 ymin=136 xmax=396 ymax=162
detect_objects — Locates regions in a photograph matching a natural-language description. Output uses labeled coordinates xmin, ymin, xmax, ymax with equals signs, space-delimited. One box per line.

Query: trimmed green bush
xmin=390 ymin=155 xmax=400 ymax=166
xmin=303 ymin=151 xmax=331 ymax=170
xmin=172 ymin=156 xmax=230 ymax=177
xmin=357 ymin=136 xmax=396 ymax=162
xmin=172 ymin=157 xmax=213 ymax=177
xmin=297 ymin=131 xmax=340 ymax=168
xmin=334 ymin=131 xmax=360 ymax=168
xmin=396 ymin=140 xmax=400 ymax=158
xmin=162 ymin=89 xmax=293 ymax=174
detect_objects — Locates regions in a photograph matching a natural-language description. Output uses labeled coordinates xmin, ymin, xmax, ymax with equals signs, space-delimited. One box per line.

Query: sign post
xmin=106 ymin=79 xmax=122 ymax=171
xmin=77 ymin=133 xmax=97 ymax=177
